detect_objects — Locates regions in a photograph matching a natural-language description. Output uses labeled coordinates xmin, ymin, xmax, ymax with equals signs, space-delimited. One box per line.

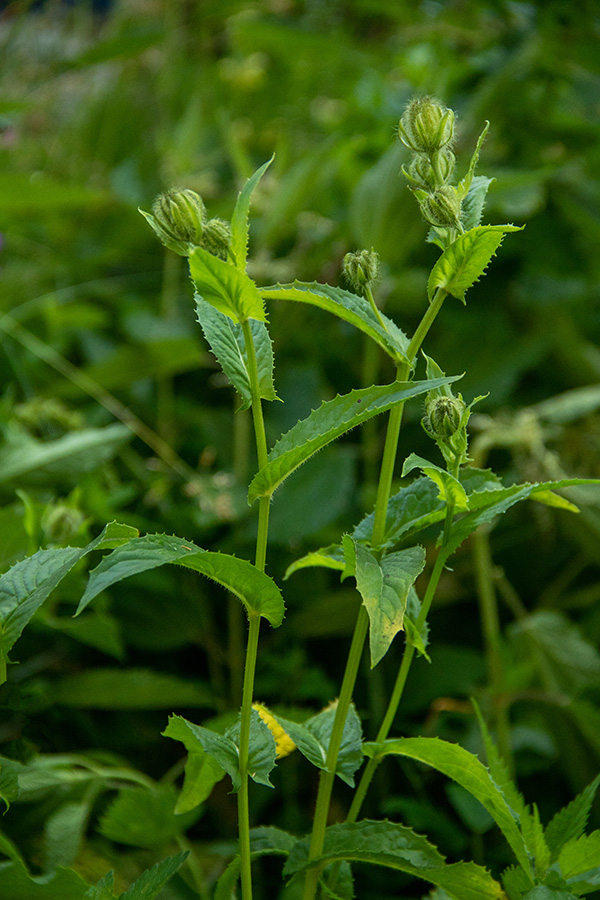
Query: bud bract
xmin=202 ymin=217 xmax=232 ymax=261
xmin=418 ymin=185 xmax=462 ymax=229
xmin=405 ymin=148 xmax=456 ymax=190
xmin=399 ymin=97 xmax=455 ymax=154
xmin=342 ymin=248 xmax=380 ymax=296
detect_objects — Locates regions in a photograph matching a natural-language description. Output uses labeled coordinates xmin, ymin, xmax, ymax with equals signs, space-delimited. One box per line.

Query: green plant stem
xmin=301 ymin=605 xmax=370 ymax=900
xmin=472 ymin=527 xmax=514 ymax=774
xmin=236 ymin=318 xmax=272 ymax=900
xmin=303 ymin=288 xmax=450 ymax=900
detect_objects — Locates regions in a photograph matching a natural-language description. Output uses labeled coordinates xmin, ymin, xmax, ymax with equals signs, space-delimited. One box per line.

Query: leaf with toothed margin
xmin=248 ymin=376 xmax=459 ymax=504
xmin=428 ymin=225 xmax=523 ymax=304
xmin=230 ymin=156 xmax=274 ymax=270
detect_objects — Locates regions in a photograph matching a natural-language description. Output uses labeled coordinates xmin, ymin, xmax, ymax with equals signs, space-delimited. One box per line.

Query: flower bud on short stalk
xmin=416 ymin=185 xmax=463 ymax=230
xmin=422 ymin=395 xmax=466 ymax=443
xmin=151 ymin=189 xmax=207 ymax=251
xmin=202 ymin=217 xmax=232 ymax=261
xmin=404 ymin=148 xmax=456 ymax=190
xmin=342 ymin=249 xmax=380 ymax=297
xmin=398 ymin=96 xmax=455 ymax=155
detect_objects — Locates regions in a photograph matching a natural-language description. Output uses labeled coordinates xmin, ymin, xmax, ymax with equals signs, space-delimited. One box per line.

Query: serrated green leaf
xmin=189 ymin=247 xmax=265 ymax=323
xmin=45 ymin=798 xmax=94 ymax=870
xmin=119 ymin=852 xmax=188 ymax=900
xmin=545 ymin=775 xmax=600 ymax=861
xmin=214 ymin=827 xmax=295 ymax=900
xmin=461 ymin=176 xmax=495 ymax=231
xmin=99 ymin=785 xmax=198 ymax=848
xmin=163 ymin=715 xmax=226 ymax=808
xmin=558 ymin=831 xmax=600 ymax=886
xmin=51 ymin=667 xmax=215 ymax=709
xmin=284 ymin=544 xmax=346 ymax=579
xmin=248 ymin=377 xmax=458 ymax=504
xmin=427 ymin=225 xmax=523 ymax=303
xmin=283 ymin=820 xmax=504 ymax=900
xmin=444 ymin=478 xmax=600 ymax=557
xmin=274 ymin=702 xmax=363 ymax=787
xmin=76 ymin=533 xmax=285 ymax=626
xmin=230 ymin=156 xmax=274 ymax=270
xmin=346 ymin=541 xmax=425 ymax=667
xmin=195 ymin=296 xmax=277 ymax=409
xmin=472 ymin=700 xmax=528 ymax=827
xmin=0 ymin=523 xmax=137 ymax=684
xmin=227 ymin=709 xmax=277 ymax=789
xmin=402 ymin=454 xmax=469 ymax=511
xmin=84 ymin=871 xmax=116 ymax=900
xmin=363 ymin=736 xmax=533 ymax=877
xmin=261 ymin=281 xmax=409 ymax=363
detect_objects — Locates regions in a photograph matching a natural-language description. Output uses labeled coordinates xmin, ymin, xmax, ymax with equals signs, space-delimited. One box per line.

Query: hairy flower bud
xmin=202 ymin=217 xmax=232 ymax=261
xmin=405 ymin=148 xmax=456 ymax=190
xmin=423 ymin=395 xmax=466 ymax=443
xmin=152 ymin=189 xmax=207 ymax=248
xmin=342 ymin=248 xmax=380 ymax=296
xmin=398 ymin=96 xmax=455 ymax=154
xmin=418 ymin=185 xmax=462 ymax=229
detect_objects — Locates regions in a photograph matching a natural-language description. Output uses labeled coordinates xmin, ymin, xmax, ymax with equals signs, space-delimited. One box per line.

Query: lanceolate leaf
xmin=248 ymin=377 xmax=458 ymax=504
xmin=0 ymin=522 xmax=137 ymax=684
xmin=444 ymin=478 xmax=600 ymax=557
xmin=283 ymin=820 xmax=503 ymax=900
xmin=189 ymin=246 xmax=265 ymax=323
xmin=230 ymin=156 xmax=274 ymax=270
xmin=427 ymin=225 xmax=523 ymax=303
xmin=345 ymin=540 xmax=426 ymax=667
xmin=196 ymin=296 xmax=277 ymax=409
xmin=119 ymin=851 xmax=189 ymax=900
xmin=76 ymin=533 xmax=285 ymax=626
xmin=363 ymin=737 xmax=533 ymax=877
xmin=545 ymin=775 xmax=600 ymax=861
xmin=261 ymin=281 xmax=410 ymax=364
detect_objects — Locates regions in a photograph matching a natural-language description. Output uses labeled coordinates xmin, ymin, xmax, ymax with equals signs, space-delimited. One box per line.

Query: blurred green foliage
xmin=1 ymin=0 xmax=600 ymax=897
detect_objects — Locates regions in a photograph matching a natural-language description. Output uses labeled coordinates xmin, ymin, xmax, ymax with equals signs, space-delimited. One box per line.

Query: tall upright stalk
xmin=236 ymin=319 xmax=272 ymax=900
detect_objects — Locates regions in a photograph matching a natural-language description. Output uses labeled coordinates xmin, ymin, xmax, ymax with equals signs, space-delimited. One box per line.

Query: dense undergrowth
xmin=1 ymin=2 xmax=600 ymax=899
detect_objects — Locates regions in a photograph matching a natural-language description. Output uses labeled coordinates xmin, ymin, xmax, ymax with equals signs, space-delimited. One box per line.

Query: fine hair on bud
xmin=398 ymin=96 xmax=455 ymax=155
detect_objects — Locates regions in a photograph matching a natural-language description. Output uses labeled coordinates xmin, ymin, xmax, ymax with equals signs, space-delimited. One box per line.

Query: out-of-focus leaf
xmin=51 ymin=668 xmax=216 ymax=710
xmin=98 ymin=785 xmax=198 ymax=848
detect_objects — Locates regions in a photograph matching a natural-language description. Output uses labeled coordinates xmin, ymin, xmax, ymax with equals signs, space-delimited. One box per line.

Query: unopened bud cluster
xmin=399 ymin=97 xmax=463 ymax=232
xmin=342 ymin=248 xmax=380 ymax=296
xmin=142 ymin=189 xmax=232 ymax=259
xmin=422 ymin=390 xmax=470 ymax=469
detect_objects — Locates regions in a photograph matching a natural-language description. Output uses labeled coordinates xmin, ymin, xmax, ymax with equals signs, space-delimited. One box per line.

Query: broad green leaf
xmin=284 ymin=544 xmax=346 ymax=579
xmin=460 ymin=175 xmax=495 ymax=231
xmin=517 ymin=886 xmax=579 ymax=900
xmin=345 ymin=540 xmax=425 ymax=667
xmin=0 ymin=858 xmax=91 ymax=899
xmin=283 ymin=820 xmax=503 ymax=900
xmin=545 ymin=775 xmax=600 ymax=861
xmin=227 ymin=709 xmax=277 ymax=788
xmin=363 ymin=736 xmax=533 ymax=876
xmin=189 ymin=246 xmax=265 ymax=323
xmin=163 ymin=715 xmax=225 ymax=812
xmin=83 ymin=872 xmax=116 ymax=900
xmin=119 ymin=852 xmax=188 ymax=900
xmin=230 ymin=156 xmax=274 ymax=270
xmin=165 ymin=716 xmax=237 ymax=789
xmin=248 ymin=377 xmax=458 ymax=504
xmin=401 ymin=453 xmax=469 ymax=511
xmin=559 ymin=832 xmax=600 ymax=887
xmin=0 ymin=424 xmax=131 ymax=486
xmin=76 ymin=533 xmax=285 ymax=627
xmin=51 ymin=667 xmax=215 ymax=709
xmin=195 ymin=295 xmax=277 ymax=409
xmin=45 ymin=799 xmax=94 ymax=870
xmin=261 ymin=281 xmax=409 ymax=364
xmin=0 ymin=522 xmax=137 ymax=683
xmin=427 ymin=225 xmax=523 ymax=303
xmin=214 ymin=828 xmax=295 ymax=900
xmin=99 ymin=785 xmax=198 ymax=848
xmin=0 ymin=756 xmax=22 ymax=811
xmin=273 ymin=701 xmax=363 ymax=786
xmin=444 ymin=478 xmax=600 ymax=558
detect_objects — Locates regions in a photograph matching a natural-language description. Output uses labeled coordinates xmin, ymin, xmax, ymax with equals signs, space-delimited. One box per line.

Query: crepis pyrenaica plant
xmin=1 ymin=96 xmax=600 ymax=900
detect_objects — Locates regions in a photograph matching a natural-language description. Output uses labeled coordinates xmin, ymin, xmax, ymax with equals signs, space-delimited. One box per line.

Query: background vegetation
xmin=1 ymin=1 xmax=600 ymax=897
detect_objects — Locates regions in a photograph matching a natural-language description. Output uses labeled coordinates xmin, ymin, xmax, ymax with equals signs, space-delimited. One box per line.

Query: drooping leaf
xmin=51 ymin=667 xmax=216 ymax=710
xmin=427 ymin=225 xmax=523 ymax=304
xmin=99 ymin=785 xmax=198 ymax=848
xmin=283 ymin=820 xmax=504 ymax=900
xmin=230 ymin=156 xmax=274 ymax=270
xmin=248 ymin=377 xmax=458 ymax=504
xmin=0 ymin=858 xmax=92 ymax=899
xmin=345 ymin=539 xmax=425 ymax=667
xmin=401 ymin=454 xmax=469 ymax=511
xmin=363 ymin=737 xmax=533 ymax=877
xmin=189 ymin=246 xmax=265 ymax=323
xmin=164 ymin=716 xmax=229 ymax=798
xmin=545 ymin=775 xmax=600 ymax=861
xmin=227 ymin=709 xmax=278 ymax=789
xmin=76 ymin=533 xmax=285 ymax=627
xmin=119 ymin=852 xmax=188 ymax=900
xmin=261 ymin=281 xmax=409 ymax=364
xmin=195 ymin=296 xmax=277 ymax=409
xmin=273 ymin=702 xmax=363 ymax=787
xmin=0 ymin=424 xmax=131 ymax=487
xmin=0 ymin=522 xmax=137 ymax=683
xmin=284 ymin=544 xmax=346 ymax=579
